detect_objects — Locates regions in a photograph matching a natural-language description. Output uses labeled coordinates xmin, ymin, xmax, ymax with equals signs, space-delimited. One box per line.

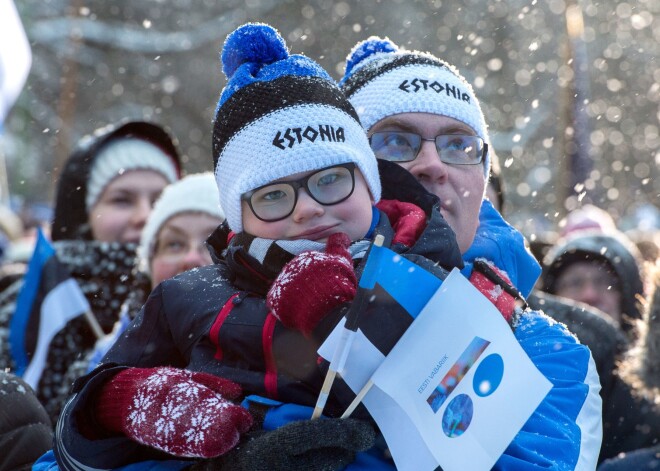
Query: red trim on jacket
xmin=262 ymin=313 xmax=278 ymax=399
xmin=236 ymin=252 xmax=272 ymax=284
xmin=209 ymin=293 xmax=240 ymax=360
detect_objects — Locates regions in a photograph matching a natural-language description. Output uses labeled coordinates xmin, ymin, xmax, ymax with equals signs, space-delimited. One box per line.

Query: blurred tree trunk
xmin=53 ymin=0 xmax=81 ymax=200
xmin=559 ymin=2 xmax=595 ymax=216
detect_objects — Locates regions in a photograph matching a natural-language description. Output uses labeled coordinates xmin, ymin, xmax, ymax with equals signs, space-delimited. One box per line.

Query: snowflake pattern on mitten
xmin=97 ymin=367 xmax=253 ymax=458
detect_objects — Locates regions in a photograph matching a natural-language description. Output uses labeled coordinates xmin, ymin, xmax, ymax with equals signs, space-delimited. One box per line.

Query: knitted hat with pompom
xmin=340 ymin=37 xmax=491 ymax=179
xmin=212 ymin=23 xmax=381 ymax=233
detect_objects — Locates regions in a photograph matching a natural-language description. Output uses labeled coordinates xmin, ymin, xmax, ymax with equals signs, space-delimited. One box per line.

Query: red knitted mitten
xmin=267 ymin=232 xmax=357 ymax=336
xmin=469 ymin=260 xmax=517 ymax=324
xmin=95 ymin=367 xmax=253 ymax=458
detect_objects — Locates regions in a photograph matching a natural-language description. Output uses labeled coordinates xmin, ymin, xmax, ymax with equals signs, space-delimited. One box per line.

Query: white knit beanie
xmin=340 ymin=37 xmax=491 ymax=179
xmin=212 ymin=23 xmax=381 ymax=233
xmin=138 ymin=172 xmax=224 ymax=275
xmin=86 ymin=137 xmax=179 ymax=211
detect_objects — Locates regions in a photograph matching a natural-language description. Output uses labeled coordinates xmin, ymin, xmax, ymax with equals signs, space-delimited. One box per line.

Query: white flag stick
xmin=311 ymin=234 xmax=384 ymax=419
xmin=312 ymin=326 xmax=357 ymax=419
xmin=84 ymin=309 xmax=104 ymax=340
xmin=341 ymin=379 xmax=374 ymax=419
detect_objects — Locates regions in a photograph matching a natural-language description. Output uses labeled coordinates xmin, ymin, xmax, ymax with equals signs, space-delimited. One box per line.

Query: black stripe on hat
xmin=341 ymin=54 xmax=449 ymax=98
xmin=212 ymin=75 xmax=359 ymax=169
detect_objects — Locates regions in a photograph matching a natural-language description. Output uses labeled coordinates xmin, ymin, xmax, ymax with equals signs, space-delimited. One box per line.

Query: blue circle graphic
xmin=442 ymin=394 xmax=473 ymax=437
xmin=473 ymin=353 xmax=504 ymax=397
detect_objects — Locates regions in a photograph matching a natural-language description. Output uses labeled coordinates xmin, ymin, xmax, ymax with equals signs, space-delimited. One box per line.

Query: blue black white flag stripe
xmin=353 ymin=244 xmax=443 ymax=354
xmin=319 ymin=244 xmax=443 ymax=397
xmin=9 ymin=228 xmax=90 ymax=389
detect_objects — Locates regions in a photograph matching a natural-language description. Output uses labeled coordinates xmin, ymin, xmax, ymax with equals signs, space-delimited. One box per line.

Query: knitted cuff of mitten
xmin=94 ymin=368 xmax=148 ymax=434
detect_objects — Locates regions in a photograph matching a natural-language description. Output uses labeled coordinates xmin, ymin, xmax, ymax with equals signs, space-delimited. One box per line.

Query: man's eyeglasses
xmin=369 ymin=132 xmax=487 ymax=165
xmin=241 ymin=163 xmax=356 ymax=222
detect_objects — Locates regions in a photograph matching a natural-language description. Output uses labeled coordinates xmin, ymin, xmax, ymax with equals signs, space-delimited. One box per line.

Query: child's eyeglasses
xmin=241 ymin=163 xmax=356 ymax=222
xmin=369 ymin=132 xmax=487 ymax=165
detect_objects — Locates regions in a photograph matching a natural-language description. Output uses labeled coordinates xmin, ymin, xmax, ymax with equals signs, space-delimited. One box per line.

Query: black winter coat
xmin=54 ymin=162 xmax=464 ymax=470
xmin=597 ymin=443 xmax=660 ymax=470
xmin=528 ymin=291 xmax=627 ymax=402
xmin=598 ymin=266 xmax=660 ymax=462
xmin=529 ymin=288 xmax=659 ymax=464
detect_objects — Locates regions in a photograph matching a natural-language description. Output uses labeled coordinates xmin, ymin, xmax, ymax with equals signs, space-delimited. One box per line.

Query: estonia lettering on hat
xmin=212 ymin=23 xmax=381 ymax=233
xmin=340 ymin=37 xmax=491 ymax=179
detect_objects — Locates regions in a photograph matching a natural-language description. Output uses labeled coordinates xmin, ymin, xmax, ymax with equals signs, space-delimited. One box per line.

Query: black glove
xmin=188 ymin=417 xmax=376 ymax=471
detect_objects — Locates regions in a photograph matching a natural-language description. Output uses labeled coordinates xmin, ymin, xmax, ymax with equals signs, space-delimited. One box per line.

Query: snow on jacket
xmin=197 ymin=200 xmax=605 ymax=471
xmin=53 ymin=168 xmax=602 ymax=470
xmin=0 ymin=371 xmax=53 ymax=471
xmin=257 ymin=200 xmax=605 ymax=471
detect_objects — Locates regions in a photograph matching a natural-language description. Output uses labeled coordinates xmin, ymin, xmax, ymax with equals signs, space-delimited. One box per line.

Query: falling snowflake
xmin=488 ymin=284 xmax=504 ymax=301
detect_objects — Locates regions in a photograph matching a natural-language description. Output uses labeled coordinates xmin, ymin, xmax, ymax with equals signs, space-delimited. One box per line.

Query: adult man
xmin=340 ymin=37 xmax=603 ymax=470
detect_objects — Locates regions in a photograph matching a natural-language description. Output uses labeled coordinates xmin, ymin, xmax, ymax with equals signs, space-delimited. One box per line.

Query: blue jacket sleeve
xmin=494 ymin=311 xmax=603 ymax=470
xmin=34 ymin=450 xmax=190 ymax=471
xmin=463 ymin=200 xmax=541 ymax=298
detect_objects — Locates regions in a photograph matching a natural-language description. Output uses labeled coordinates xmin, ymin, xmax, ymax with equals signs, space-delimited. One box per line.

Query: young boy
xmin=52 ymin=24 xmax=468 ymax=470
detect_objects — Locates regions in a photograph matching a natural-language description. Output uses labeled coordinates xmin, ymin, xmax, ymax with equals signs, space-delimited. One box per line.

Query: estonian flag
xmin=352 ymin=244 xmax=443 ymax=354
xmin=9 ymin=228 xmax=91 ymax=389
xmin=313 ymin=241 xmax=443 ymax=418
xmin=319 ymin=244 xmax=443 ymax=396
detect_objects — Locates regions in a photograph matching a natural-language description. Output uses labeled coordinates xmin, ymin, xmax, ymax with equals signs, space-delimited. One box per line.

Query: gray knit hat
xmin=86 ymin=137 xmax=179 ymax=211
xmin=138 ymin=172 xmax=224 ymax=275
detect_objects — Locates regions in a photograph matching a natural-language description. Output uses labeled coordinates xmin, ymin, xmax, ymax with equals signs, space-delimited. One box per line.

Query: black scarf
xmin=226 ymin=232 xmax=372 ymax=294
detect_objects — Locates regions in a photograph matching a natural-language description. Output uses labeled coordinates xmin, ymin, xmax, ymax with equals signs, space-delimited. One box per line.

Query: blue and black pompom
xmin=341 ymin=37 xmax=398 ymax=85
xmin=217 ymin=23 xmax=332 ymax=108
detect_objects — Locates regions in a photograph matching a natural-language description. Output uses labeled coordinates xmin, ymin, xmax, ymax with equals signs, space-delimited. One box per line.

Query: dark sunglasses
xmin=241 ymin=163 xmax=357 ymax=222
xmin=369 ymin=132 xmax=487 ymax=165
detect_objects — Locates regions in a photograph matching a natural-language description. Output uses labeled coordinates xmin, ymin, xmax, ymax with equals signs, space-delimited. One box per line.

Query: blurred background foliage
xmin=2 ymin=0 xmax=658 ymax=239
